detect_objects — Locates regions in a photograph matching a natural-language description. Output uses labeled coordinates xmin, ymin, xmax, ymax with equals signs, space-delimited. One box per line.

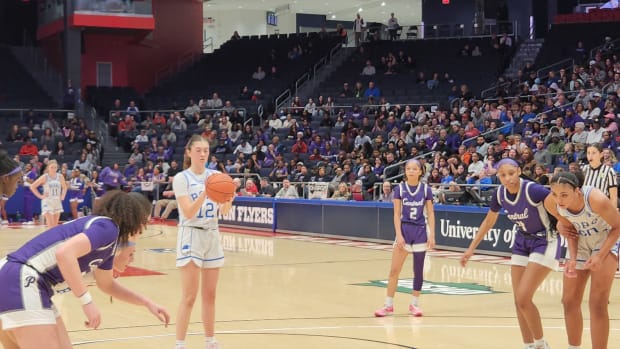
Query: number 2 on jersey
xmin=409 ymin=207 xmax=417 ymax=220
xmin=197 ymin=202 xmax=215 ymax=219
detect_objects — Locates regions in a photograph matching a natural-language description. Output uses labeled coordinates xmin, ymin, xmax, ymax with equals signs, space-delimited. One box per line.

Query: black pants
xmin=389 ymin=29 xmax=397 ymax=40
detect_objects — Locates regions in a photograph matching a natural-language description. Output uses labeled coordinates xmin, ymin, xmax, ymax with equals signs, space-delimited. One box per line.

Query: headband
xmin=406 ymin=158 xmax=421 ymax=167
xmin=118 ymin=241 xmax=137 ymax=249
xmin=2 ymin=166 xmax=22 ymax=177
xmin=495 ymin=158 xmax=520 ymax=169
xmin=552 ymin=174 xmax=578 ymax=188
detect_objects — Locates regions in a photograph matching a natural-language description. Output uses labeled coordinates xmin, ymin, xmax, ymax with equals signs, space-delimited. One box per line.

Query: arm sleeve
xmin=173 ymin=172 xmax=189 ymax=198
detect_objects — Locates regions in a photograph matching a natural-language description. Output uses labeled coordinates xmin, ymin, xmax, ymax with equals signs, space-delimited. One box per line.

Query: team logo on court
xmin=356 ymin=279 xmax=503 ymax=295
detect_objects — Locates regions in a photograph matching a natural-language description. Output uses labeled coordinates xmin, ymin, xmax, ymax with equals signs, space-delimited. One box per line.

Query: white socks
xmin=175 ymin=340 xmax=186 ymax=349
xmin=567 ymin=346 xmax=580 ymax=349
xmin=385 ymin=296 xmax=394 ymax=307
xmin=411 ymin=296 xmax=419 ymax=307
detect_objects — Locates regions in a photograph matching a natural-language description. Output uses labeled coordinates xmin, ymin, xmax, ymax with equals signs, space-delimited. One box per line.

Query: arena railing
xmin=382 ymin=153 xmax=430 ymax=183
xmin=532 ymin=99 xmax=580 ymax=121
xmin=589 ymin=37 xmax=620 ymax=60
xmin=108 ymin=107 xmax=248 ymax=124
xmin=460 ymin=123 xmax=513 ymax=146
xmin=480 ymin=80 xmax=512 ymax=99
xmin=275 ymin=89 xmax=292 ymax=114
xmin=281 ymin=102 xmax=440 ymax=117
xmin=480 ymin=87 xmax=600 ymax=107
xmin=536 ymin=58 xmax=574 ymax=79
xmin=371 ymin=181 xmax=501 ymax=203
xmin=292 ymin=42 xmax=343 ymax=99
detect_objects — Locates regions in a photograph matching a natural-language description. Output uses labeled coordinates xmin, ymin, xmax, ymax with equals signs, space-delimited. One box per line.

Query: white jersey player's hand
xmin=82 ymin=302 xmax=101 ymax=329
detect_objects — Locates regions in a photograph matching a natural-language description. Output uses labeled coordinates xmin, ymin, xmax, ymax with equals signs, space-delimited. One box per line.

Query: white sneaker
xmin=534 ymin=340 xmax=550 ymax=349
xmin=206 ymin=341 xmax=221 ymax=349
xmin=1 ymin=220 xmax=8 ymax=225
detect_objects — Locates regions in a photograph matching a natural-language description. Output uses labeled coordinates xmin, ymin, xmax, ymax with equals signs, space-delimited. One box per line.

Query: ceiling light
xmin=331 ymin=14 xmax=336 ymax=19
xmin=358 ymin=7 xmax=363 ymax=12
xmin=381 ymin=1 xmax=386 ymax=6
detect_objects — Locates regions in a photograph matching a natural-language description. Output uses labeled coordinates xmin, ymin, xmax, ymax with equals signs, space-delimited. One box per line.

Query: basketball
xmin=205 ymin=173 xmax=236 ymax=203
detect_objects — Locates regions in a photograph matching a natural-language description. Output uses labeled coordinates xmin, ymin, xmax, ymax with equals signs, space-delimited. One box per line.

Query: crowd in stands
xmin=3 ymin=34 xmax=618 ymax=219
xmin=87 ymin=35 xmax=618 ymax=207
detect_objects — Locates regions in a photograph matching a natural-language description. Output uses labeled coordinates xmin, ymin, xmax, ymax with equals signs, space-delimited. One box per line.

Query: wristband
xmin=79 ymin=291 xmax=93 ymax=305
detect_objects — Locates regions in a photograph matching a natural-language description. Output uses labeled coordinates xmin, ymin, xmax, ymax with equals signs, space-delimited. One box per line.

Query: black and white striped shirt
xmin=581 ymin=164 xmax=617 ymax=198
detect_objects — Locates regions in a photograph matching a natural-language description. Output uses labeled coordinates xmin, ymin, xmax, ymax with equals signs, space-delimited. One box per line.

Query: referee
xmin=581 ymin=143 xmax=618 ymax=207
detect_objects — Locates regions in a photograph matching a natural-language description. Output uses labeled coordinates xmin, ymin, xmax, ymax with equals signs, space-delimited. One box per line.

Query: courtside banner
xmin=433 ymin=206 xmax=515 ymax=256
xmin=218 ymin=198 xmax=274 ymax=230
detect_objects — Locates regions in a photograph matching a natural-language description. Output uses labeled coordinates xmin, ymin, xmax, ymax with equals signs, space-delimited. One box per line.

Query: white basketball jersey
xmin=557 ymin=186 xmax=611 ymax=237
xmin=173 ymin=168 xmax=220 ymax=229
xmin=44 ymin=173 xmax=63 ymax=199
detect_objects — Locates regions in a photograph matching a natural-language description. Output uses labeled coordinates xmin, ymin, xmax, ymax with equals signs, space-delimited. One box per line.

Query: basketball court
xmin=1 ymin=222 xmax=619 ymax=349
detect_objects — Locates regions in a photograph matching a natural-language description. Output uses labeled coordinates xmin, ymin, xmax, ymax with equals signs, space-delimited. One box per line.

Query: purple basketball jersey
xmin=6 ymin=215 xmax=120 ymax=286
xmin=490 ymin=179 xmax=552 ymax=235
xmin=393 ymin=182 xmax=433 ymax=225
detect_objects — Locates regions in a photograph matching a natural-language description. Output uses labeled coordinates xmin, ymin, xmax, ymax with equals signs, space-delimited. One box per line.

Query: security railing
xmin=108 ymin=107 xmax=248 ymax=124
xmin=536 ymin=58 xmax=574 ymax=79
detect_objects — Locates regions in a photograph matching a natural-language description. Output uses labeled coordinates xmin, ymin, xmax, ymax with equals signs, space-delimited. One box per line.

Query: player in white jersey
xmin=172 ymin=135 xmax=233 ymax=349
xmin=30 ymin=160 xmax=67 ymax=228
xmin=550 ymin=171 xmax=620 ymax=349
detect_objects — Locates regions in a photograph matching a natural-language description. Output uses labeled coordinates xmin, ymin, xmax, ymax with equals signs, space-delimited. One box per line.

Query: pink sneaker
xmin=409 ymin=304 xmax=423 ymax=317
xmin=374 ymin=305 xmax=394 ymax=317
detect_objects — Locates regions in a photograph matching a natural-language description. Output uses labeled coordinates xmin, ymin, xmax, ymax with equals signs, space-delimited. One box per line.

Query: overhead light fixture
xmin=358 ymin=7 xmax=363 ymax=12
xmin=331 ymin=14 xmax=336 ymax=19
xmin=381 ymin=1 xmax=386 ymax=6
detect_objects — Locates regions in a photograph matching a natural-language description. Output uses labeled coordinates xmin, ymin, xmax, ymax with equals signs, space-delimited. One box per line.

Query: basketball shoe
xmin=206 ymin=340 xmax=221 ymax=349
xmin=533 ymin=341 xmax=550 ymax=349
xmin=374 ymin=305 xmax=394 ymax=317
xmin=409 ymin=304 xmax=423 ymax=317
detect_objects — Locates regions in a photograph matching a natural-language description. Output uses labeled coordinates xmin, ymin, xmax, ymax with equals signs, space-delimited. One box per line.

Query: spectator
xmin=533 ymin=139 xmax=552 ymax=169
xmin=153 ymin=190 xmax=178 ymax=221
xmin=126 ymin=100 xmax=140 ymax=121
xmin=269 ymin=160 xmax=289 ymax=182
xmin=387 ymin=13 xmax=399 ymax=40
xmin=240 ymin=178 xmax=259 ymax=197
xmin=233 ymin=140 xmax=253 ymax=156
xmin=363 ymin=81 xmax=381 ymax=98
xmin=206 ymin=93 xmax=223 ymax=109
xmin=230 ymin=30 xmax=241 ymax=40
xmin=252 ymin=66 xmax=266 ymax=80
xmin=276 ymin=179 xmax=299 ymax=198
xmin=350 ymin=179 xmax=369 ymax=201
xmin=339 ymin=82 xmax=353 ymax=98
xmin=291 ymin=138 xmax=308 ymax=154
xmin=331 ymin=182 xmax=351 ymax=200
xmin=258 ymin=178 xmax=275 ymax=197
xmin=184 ymin=99 xmax=200 ymax=118
xmin=353 ymin=13 xmax=365 ymax=47
xmin=376 ymin=181 xmax=393 ymax=202
xmin=361 ymin=60 xmax=376 ymax=76
xmin=18 ymin=138 xmax=38 ymax=156
xmin=268 ymin=113 xmax=283 ymax=129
